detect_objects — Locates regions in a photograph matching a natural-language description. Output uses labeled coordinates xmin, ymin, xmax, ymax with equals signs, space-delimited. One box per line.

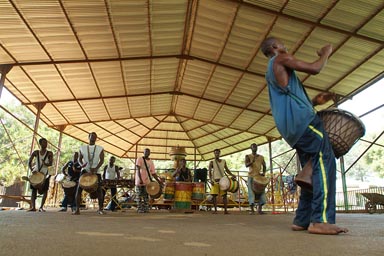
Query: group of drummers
xmin=26 ymin=132 xmax=268 ymax=215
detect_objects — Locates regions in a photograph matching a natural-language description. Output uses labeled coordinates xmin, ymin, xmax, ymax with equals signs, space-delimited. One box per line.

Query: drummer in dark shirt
xmin=172 ymin=159 xmax=192 ymax=182
xmin=59 ymin=152 xmax=81 ymax=212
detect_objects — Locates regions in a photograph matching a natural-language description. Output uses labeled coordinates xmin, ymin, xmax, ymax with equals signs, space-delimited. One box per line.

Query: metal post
xmin=334 ymin=95 xmax=349 ymax=212
xmin=52 ymin=126 xmax=65 ymax=206
xmin=0 ymin=64 xmax=13 ymax=100
xmin=25 ymin=103 xmax=45 ymax=194
xmin=268 ymin=138 xmax=275 ymax=212
xmin=339 ymin=156 xmax=349 ymax=212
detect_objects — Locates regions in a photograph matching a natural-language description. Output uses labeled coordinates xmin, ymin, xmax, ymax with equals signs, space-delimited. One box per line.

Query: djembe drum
xmin=219 ymin=176 xmax=239 ymax=193
xmin=146 ymin=181 xmax=162 ymax=199
xmin=295 ymin=108 xmax=365 ymax=190
xmin=252 ymin=176 xmax=269 ymax=198
xmin=29 ymin=172 xmax=45 ymax=191
xmin=79 ymin=173 xmax=98 ymax=198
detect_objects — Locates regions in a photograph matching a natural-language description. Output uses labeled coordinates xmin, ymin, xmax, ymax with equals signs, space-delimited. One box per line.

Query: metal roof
xmin=1 ymin=0 xmax=383 ymax=161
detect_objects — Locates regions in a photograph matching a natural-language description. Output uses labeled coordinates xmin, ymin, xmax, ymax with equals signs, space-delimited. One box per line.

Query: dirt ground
xmin=0 ymin=207 xmax=383 ymax=256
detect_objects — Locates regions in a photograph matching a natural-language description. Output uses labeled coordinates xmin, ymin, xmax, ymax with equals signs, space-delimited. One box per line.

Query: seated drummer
xmin=208 ymin=149 xmax=236 ymax=215
xmin=172 ymin=159 xmax=192 ymax=182
xmin=102 ymin=156 xmax=121 ymax=212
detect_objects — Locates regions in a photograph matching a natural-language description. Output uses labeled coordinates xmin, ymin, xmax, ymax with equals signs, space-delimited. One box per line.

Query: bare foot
xmin=291 ymin=224 xmax=307 ymax=231
xmin=308 ymin=223 xmax=348 ymax=235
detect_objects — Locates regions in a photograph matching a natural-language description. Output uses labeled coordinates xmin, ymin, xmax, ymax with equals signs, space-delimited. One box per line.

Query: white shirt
xmin=79 ymin=144 xmax=104 ymax=174
xmin=35 ymin=150 xmax=50 ymax=176
xmin=105 ymin=165 xmax=118 ymax=180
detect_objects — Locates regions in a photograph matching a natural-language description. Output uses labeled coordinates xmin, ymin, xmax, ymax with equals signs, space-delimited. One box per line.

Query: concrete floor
xmin=0 ymin=208 xmax=383 ymax=256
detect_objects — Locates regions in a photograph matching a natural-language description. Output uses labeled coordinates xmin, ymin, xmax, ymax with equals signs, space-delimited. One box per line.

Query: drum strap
xmin=142 ymin=157 xmax=153 ymax=182
xmin=87 ymin=145 xmax=97 ymax=168
xmin=214 ymin=160 xmax=226 ymax=178
xmin=37 ymin=151 xmax=48 ymax=172
xmin=275 ymin=82 xmax=314 ymax=112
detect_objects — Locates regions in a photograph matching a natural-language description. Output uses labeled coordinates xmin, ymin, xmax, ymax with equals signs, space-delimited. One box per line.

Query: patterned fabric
xmin=135 ymin=186 xmax=150 ymax=213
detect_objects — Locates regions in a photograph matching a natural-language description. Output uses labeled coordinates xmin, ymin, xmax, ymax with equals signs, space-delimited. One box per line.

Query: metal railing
xmin=336 ymin=187 xmax=384 ymax=213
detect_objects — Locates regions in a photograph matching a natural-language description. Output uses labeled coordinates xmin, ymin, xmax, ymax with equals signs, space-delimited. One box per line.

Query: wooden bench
xmin=0 ymin=195 xmax=32 ymax=207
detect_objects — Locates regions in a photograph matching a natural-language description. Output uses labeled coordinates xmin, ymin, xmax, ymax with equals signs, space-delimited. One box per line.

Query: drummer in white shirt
xmin=27 ymin=138 xmax=53 ymax=212
xmin=73 ymin=132 xmax=105 ymax=215
xmin=208 ymin=149 xmax=236 ymax=214
xmin=102 ymin=156 xmax=120 ymax=211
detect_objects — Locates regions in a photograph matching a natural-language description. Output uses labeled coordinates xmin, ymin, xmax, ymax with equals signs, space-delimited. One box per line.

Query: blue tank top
xmin=265 ymin=56 xmax=316 ymax=147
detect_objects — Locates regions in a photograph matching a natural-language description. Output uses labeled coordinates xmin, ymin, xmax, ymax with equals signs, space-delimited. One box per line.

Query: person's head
xmin=88 ymin=132 xmax=97 ymax=145
xmin=38 ymin=138 xmax=48 ymax=149
xmin=109 ymin=156 xmax=116 ymax=165
xmin=73 ymin=152 xmax=79 ymax=161
xmin=250 ymin=143 xmax=258 ymax=153
xmin=180 ymin=158 xmax=186 ymax=167
xmin=261 ymin=37 xmax=287 ymax=58
xmin=144 ymin=148 xmax=151 ymax=158
xmin=213 ymin=149 xmax=221 ymax=159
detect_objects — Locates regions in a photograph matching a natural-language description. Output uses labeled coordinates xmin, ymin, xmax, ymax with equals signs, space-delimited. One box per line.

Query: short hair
xmin=213 ymin=149 xmax=220 ymax=153
xmin=261 ymin=37 xmax=277 ymax=57
xmin=38 ymin=138 xmax=47 ymax=145
xmin=89 ymin=132 xmax=97 ymax=137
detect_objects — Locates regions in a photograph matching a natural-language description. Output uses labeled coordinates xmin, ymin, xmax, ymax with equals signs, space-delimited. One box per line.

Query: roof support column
xmin=0 ymin=64 xmax=13 ymax=101
xmin=268 ymin=137 xmax=275 ymax=212
xmin=52 ymin=125 xmax=65 ymax=207
xmin=25 ymin=102 xmax=46 ymax=195
xmin=29 ymin=102 xmax=46 ymax=156
xmin=334 ymin=95 xmax=349 ymax=212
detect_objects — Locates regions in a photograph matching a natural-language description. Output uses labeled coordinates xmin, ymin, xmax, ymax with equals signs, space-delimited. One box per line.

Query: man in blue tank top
xmin=261 ymin=37 xmax=348 ymax=235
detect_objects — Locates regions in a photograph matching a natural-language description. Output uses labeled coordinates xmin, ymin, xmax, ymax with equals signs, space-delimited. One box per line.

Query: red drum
xmin=174 ymin=182 xmax=192 ymax=209
xmin=192 ymin=182 xmax=205 ymax=201
xmin=146 ymin=181 xmax=162 ymax=199
xmin=219 ymin=177 xmax=239 ymax=193
xmin=79 ymin=173 xmax=98 ymax=193
xmin=318 ymin=108 xmax=365 ymax=158
xmin=163 ymin=182 xmax=175 ymax=202
xmin=252 ymin=176 xmax=269 ymax=196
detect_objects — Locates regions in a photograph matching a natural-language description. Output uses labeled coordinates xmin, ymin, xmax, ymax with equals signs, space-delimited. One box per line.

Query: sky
xmin=338 ymin=78 xmax=384 ymax=134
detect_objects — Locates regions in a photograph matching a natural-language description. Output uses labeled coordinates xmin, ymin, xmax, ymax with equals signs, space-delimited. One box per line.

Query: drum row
xmin=149 ymin=182 xmax=206 ymax=210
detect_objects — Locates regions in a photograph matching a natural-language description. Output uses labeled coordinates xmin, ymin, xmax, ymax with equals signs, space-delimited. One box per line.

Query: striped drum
xmin=174 ymin=182 xmax=192 ymax=209
xmin=192 ymin=182 xmax=205 ymax=201
xmin=164 ymin=182 xmax=175 ymax=202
